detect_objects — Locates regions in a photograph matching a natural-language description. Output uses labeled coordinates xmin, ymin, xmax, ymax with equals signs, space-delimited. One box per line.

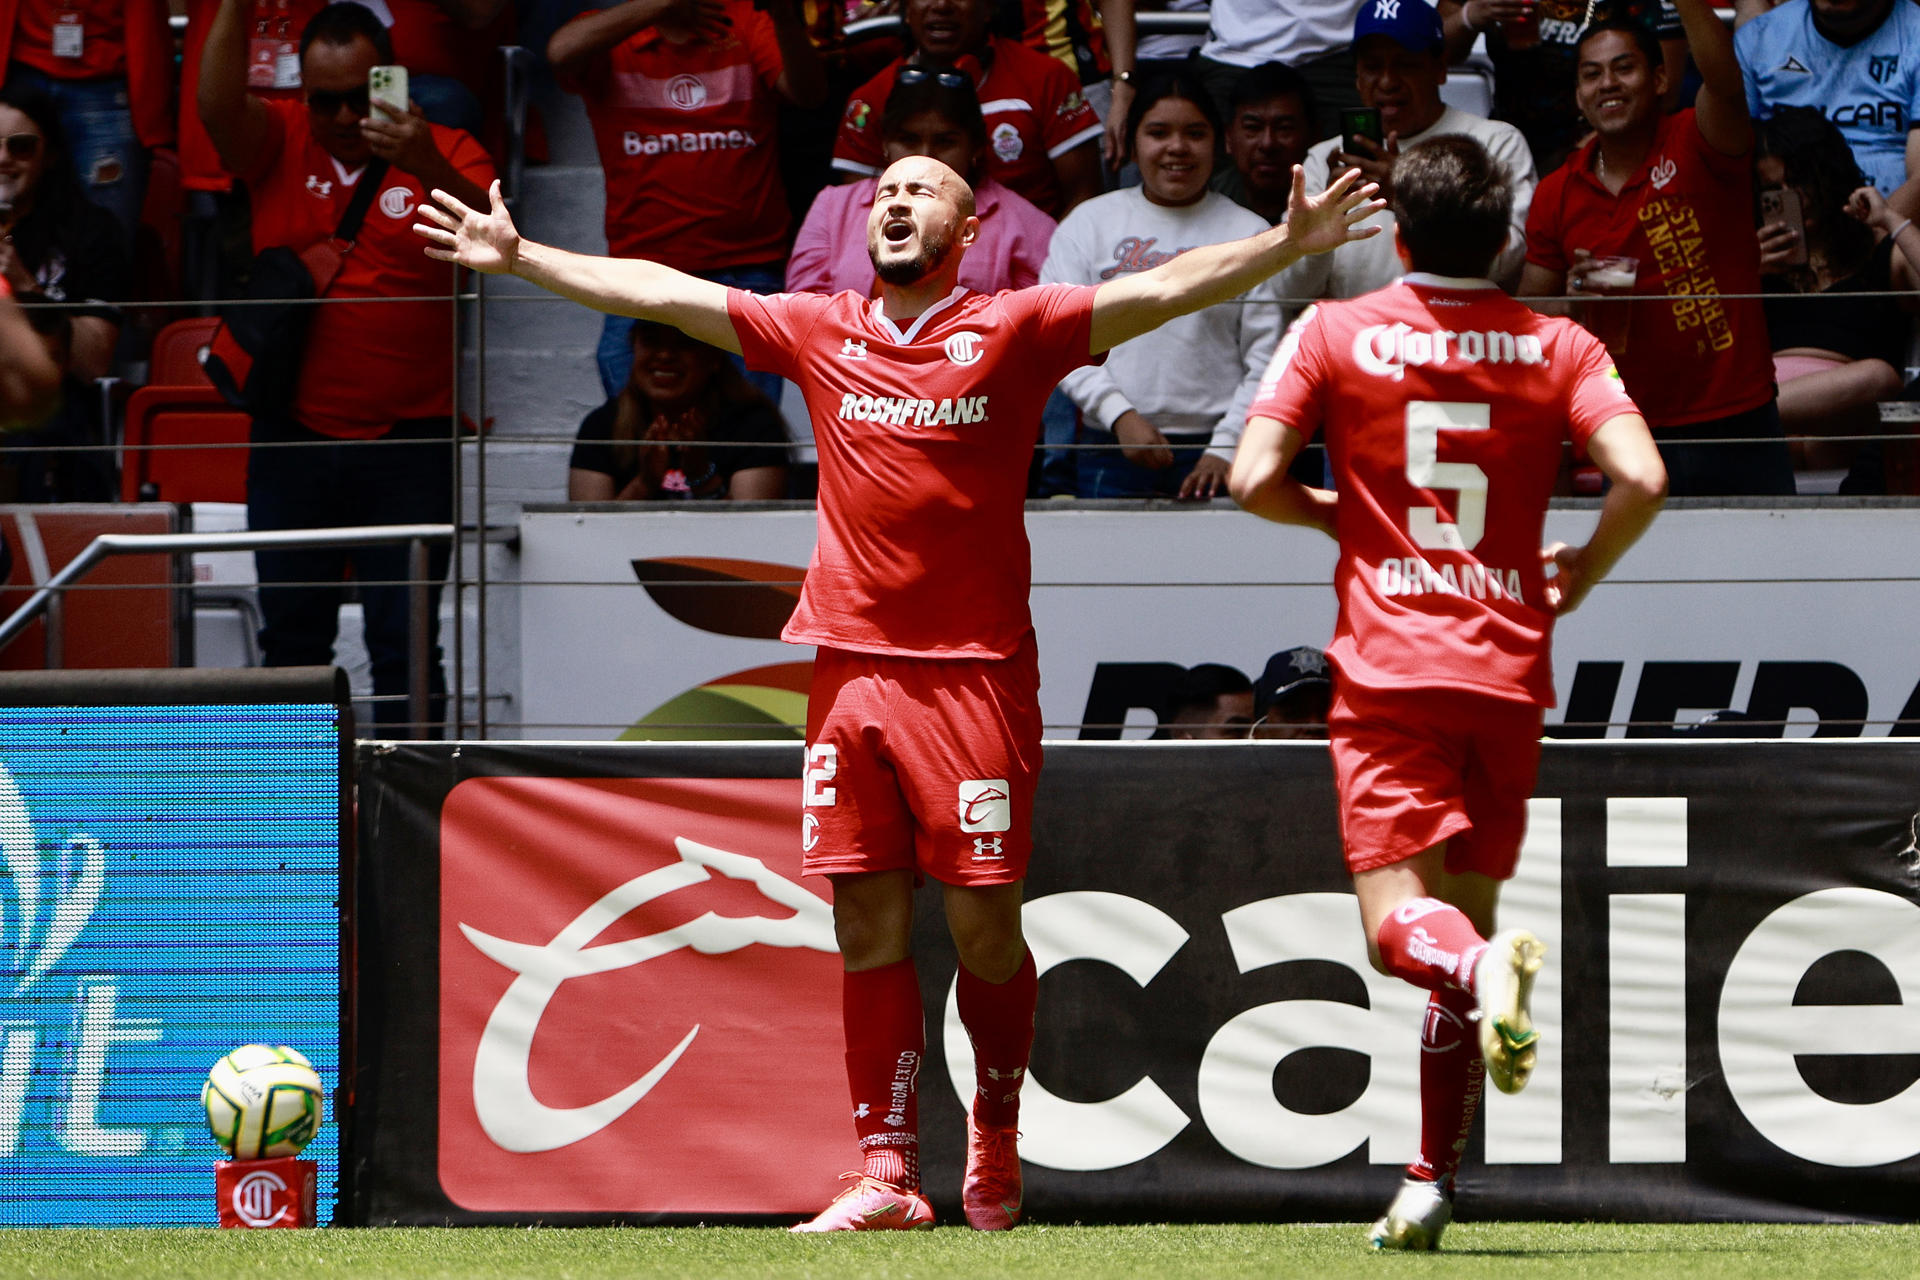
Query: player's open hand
xmin=1286 ymin=166 xmax=1385 ymax=259
xmin=1541 ymin=541 xmax=1591 ymax=615
xmin=415 ymin=180 xmax=520 ymax=275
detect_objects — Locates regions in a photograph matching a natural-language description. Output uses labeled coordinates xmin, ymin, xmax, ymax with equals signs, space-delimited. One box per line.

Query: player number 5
xmin=804 ymin=744 xmax=838 ymax=807
xmin=1404 ymin=400 xmax=1489 ymax=551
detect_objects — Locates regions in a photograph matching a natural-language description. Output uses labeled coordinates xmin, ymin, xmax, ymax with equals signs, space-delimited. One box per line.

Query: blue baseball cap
xmin=1353 ymin=0 xmax=1446 ymax=55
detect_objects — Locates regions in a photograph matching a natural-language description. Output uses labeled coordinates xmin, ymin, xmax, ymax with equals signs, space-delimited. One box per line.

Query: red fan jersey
xmin=559 ymin=3 xmax=792 ymax=270
xmin=729 ymin=284 xmax=1100 ymax=658
xmin=241 ymin=99 xmax=495 ymax=438
xmin=1248 ymin=275 xmax=1640 ymax=705
xmin=832 ymin=37 xmax=1102 ymax=218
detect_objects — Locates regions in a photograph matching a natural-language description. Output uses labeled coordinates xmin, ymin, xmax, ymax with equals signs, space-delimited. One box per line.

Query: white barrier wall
xmin=518 ymin=504 xmax=1920 ymax=739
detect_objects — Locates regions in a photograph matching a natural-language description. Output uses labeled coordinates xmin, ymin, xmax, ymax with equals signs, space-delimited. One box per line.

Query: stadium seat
xmin=119 ymin=385 xmax=250 ymax=505
xmin=146 ymin=316 xmax=221 ymax=388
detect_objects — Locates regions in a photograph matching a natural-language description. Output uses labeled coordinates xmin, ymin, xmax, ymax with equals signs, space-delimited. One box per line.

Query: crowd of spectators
xmin=4 ymin=0 xmax=1920 ymax=524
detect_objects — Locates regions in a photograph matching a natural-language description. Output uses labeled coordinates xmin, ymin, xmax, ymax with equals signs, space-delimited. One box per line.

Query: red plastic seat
xmin=119 ymin=385 xmax=250 ymax=505
xmin=146 ymin=316 xmax=221 ymax=388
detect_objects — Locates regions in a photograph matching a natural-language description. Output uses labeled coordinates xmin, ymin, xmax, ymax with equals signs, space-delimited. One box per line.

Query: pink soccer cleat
xmin=961 ymin=1116 xmax=1023 ymax=1230
xmin=789 ymin=1174 xmax=935 ymax=1233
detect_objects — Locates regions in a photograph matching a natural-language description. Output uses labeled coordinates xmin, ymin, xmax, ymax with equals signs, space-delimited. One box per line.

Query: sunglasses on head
xmin=896 ymin=67 xmax=970 ymax=90
xmin=1 ymin=133 xmax=41 ymax=160
xmin=306 ymin=86 xmax=371 ymax=117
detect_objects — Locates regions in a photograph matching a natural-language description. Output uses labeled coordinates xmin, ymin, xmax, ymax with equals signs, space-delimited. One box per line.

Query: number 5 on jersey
xmin=1405 ymin=400 xmax=1489 ymax=551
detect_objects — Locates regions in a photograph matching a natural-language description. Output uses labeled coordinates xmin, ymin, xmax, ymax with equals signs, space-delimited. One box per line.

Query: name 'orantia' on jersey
xmin=1354 ymin=323 xmax=1548 ymax=382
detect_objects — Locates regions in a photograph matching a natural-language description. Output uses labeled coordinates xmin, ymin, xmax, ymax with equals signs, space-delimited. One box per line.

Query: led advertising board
xmin=0 ymin=697 xmax=342 ymax=1225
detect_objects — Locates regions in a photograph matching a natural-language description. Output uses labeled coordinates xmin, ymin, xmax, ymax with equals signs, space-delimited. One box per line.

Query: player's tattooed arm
xmin=1087 ymin=167 xmax=1383 ymax=353
xmin=415 ymin=182 xmax=743 ymax=355
xmin=1228 ymin=415 xmax=1337 ymax=536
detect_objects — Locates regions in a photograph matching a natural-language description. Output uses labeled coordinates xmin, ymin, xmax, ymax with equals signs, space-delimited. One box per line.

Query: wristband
xmin=1889 ymin=217 xmax=1913 ymax=240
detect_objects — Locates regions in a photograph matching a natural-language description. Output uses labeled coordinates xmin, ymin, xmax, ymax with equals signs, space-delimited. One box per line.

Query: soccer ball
xmin=202 ymin=1044 xmax=325 ymax=1160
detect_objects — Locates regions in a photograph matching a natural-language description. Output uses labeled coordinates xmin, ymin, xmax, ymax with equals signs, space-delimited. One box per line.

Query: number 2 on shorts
xmin=804 ymin=743 xmax=838 ymax=807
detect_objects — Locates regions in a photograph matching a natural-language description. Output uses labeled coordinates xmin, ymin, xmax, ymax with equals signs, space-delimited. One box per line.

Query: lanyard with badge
xmin=51 ymin=0 xmax=84 ymax=60
xmin=249 ymin=0 xmax=303 ymax=91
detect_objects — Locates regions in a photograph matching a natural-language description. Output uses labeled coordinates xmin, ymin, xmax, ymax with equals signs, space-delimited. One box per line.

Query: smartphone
xmin=369 ymin=64 xmax=409 ymax=120
xmin=1340 ymin=106 xmax=1383 ymax=159
xmin=1759 ymin=187 xmax=1808 ymax=266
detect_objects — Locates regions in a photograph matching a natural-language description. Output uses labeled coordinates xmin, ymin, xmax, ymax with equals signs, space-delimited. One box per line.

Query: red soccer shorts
xmin=800 ymin=635 xmax=1041 ymax=886
xmin=1327 ymin=681 xmax=1544 ymax=879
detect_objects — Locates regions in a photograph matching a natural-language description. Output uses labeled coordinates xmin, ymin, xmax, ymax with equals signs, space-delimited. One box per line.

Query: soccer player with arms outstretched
xmin=1230 ymin=136 xmax=1669 ymax=1251
xmin=416 ymin=158 xmax=1381 ymax=1232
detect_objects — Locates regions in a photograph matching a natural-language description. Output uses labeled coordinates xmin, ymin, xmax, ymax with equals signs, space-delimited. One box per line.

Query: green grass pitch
xmin=0 ymin=1223 xmax=1915 ymax=1280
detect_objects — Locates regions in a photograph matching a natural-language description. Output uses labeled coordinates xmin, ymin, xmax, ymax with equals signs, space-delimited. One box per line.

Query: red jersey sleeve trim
xmin=1047 ymin=122 xmax=1104 ymax=159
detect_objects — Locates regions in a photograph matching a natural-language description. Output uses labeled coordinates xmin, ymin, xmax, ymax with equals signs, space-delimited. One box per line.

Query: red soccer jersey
xmin=12 ymin=0 xmax=125 ymax=78
xmin=559 ymin=4 xmax=792 ymax=270
xmin=179 ymin=0 xmax=325 ymax=193
xmin=729 ymin=284 xmax=1100 ymax=658
xmin=1525 ymin=109 xmax=1773 ymax=428
xmin=832 ymin=37 xmax=1103 ymax=218
xmin=240 ymin=99 xmax=496 ymax=438
xmin=1248 ymin=276 xmax=1640 ymax=706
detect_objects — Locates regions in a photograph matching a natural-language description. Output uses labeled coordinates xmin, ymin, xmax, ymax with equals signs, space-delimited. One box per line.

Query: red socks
xmin=842 ymin=958 xmax=924 ymax=1190
xmin=1409 ymin=987 xmax=1484 ymax=1185
xmin=1375 ymin=897 xmax=1489 ymax=996
xmin=956 ymin=948 xmax=1037 ymax=1130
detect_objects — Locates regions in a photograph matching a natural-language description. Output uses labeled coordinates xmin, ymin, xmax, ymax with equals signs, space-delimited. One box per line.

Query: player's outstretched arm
xmin=1087 ymin=167 xmax=1383 ymax=354
xmin=1228 ymin=415 xmax=1338 ymax=537
xmin=415 ymin=182 xmax=742 ymax=355
xmin=1542 ymin=412 xmax=1667 ymax=615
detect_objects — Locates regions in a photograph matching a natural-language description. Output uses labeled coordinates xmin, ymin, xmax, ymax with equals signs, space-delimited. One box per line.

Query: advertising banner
xmin=517 ymin=505 xmax=1920 ymax=741
xmin=0 ymin=670 xmax=346 ymax=1225
xmin=353 ymin=740 xmax=1920 ymax=1225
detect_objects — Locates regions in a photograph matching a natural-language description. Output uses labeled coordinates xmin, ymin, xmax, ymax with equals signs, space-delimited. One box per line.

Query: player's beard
xmin=874 ymin=224 xmax=956 ymax=286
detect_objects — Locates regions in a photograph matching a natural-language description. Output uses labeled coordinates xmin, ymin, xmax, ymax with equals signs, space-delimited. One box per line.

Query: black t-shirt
xmin=12 ymin=196 xmax=129 ymax=324
xmin=1763 ymin=235 xmax=1905 ymax=367
xmin=1492 ymin=0 xmax=1682 ymax=176
xmin=568 ymin=395 xmax=789 ymax=498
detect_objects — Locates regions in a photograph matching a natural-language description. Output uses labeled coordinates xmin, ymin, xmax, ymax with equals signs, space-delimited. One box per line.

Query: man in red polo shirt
xmin=550 ymin=0 xmax=825 ymax=397
xmin=1520 ymin=0 xmax=1793 ymax=496
xmin=832 ymin=0 xmax=1104 ymax=218
xmin=418 ymin=154 xmax=1380 ymax=1230
xmin=200 ymin=0 xmax=495 ymax=734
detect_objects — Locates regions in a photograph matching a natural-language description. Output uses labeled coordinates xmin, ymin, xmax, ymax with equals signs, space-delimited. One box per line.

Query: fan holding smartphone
xmin=1754 ymin=106 xmax=1920 ymax=480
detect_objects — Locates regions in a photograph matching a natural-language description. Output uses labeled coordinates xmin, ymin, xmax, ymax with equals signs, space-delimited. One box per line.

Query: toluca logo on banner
xmin=216 ymin=1158 xmax=317 ymax=1228
xmin=436 ymin=776 xmax=847 ymax=1213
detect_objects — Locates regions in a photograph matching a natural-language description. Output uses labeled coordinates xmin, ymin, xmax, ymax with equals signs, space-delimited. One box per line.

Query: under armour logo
xmin=1649 ymin=157 xmax=1677 ymax=190
xmin=839 ymin=338 xmax=867 ymax=360
xmin=972 ymin=836 xmax=1004 ymax=860
xmin=986 ymin=1066 xmax=1025 ymax=1081
xmin=854 ymin=1103 xmax=870 ymax=1119
xmin=1373 ymin=0 xmax=1401 ymax=18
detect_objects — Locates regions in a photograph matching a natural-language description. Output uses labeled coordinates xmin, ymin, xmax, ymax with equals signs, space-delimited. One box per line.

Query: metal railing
xmin=0 ymin=524 xmax=504 ymax=736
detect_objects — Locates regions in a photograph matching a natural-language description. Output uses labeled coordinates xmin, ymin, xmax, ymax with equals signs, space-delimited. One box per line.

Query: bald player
xmin=416 ymin=156 xmax=1382 ymax=1232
